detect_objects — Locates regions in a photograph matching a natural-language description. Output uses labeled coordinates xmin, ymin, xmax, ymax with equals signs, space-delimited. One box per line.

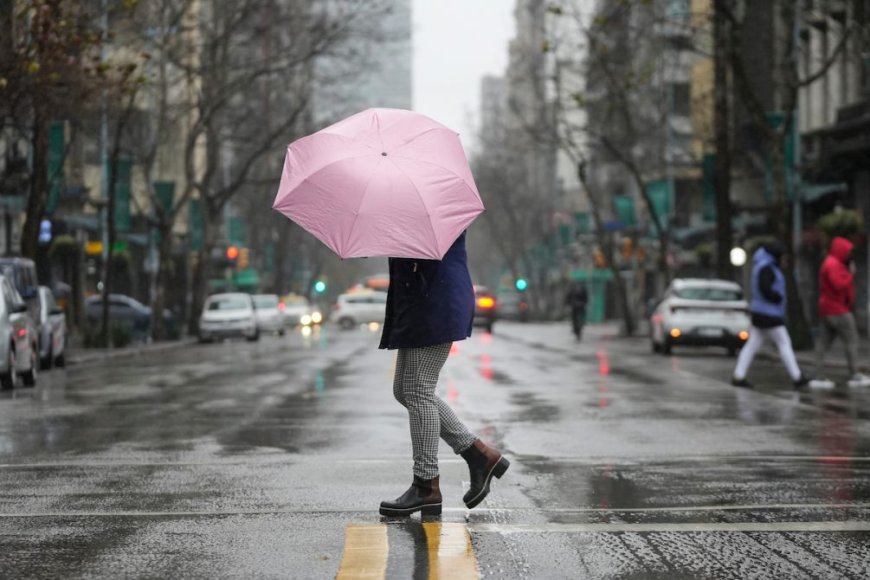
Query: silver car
xmin=252 ymin=294 xmax=285 ymax=335
xmin=0 ymin=275 xmax=38 ymax=389
xmin=37 ymin=286 xmax=66 ymax=369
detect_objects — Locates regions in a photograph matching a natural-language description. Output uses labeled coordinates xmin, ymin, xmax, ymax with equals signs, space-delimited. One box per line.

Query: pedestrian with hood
xmin=731 ymin=241 xmax=810 ymax=389
xmin=378 ymin=231 xmax=509 ymax=517
xmin=810 ymin=236 xmax=870 ymax=388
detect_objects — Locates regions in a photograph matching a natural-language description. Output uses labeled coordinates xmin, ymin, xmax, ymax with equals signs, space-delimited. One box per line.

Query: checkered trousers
xmin=393 ymin=343 xmax=477 ymax=479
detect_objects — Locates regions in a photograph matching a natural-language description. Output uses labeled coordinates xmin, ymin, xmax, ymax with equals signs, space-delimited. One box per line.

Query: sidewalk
xmin=65 ymin=336 xmax=197 ymax=365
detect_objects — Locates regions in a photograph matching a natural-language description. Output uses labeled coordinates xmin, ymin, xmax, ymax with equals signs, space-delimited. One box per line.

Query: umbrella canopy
xmin=272 ymin=108 xmax=484 ymax=260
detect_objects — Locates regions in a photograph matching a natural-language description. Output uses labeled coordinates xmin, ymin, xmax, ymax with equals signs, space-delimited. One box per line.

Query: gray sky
xmin=412 ymin=1 xmax=515 ymax=151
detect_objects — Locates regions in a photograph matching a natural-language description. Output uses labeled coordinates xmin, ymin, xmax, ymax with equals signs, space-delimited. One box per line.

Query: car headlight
xmin=300 ymin=314 xmax=312 ymax=326
xmin=311 ymin=311 xmax=322 ymax=324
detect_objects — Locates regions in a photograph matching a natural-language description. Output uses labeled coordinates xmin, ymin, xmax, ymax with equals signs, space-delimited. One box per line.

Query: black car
xmin=472 ymin=285 xmax=497 ymax=333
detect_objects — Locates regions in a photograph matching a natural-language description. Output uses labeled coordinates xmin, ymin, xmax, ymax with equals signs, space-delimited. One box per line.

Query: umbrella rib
xmin=390 ymin=126 xmax=455 ymax=154
xmin=387 ymin=154 xmax=483 ymax=204
xmin=389 ymin=160 xmax=441 ymax=255
xmin=341 ymin=158 xmax=385 ymax=256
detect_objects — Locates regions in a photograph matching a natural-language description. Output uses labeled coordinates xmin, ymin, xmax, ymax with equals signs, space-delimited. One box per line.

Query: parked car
xmin=198 ymin=293 xmax=259 ymax=342
xmin=37 ymin=286 xmax=66 ymax=369
xmin=330 ymin=290 xmax=387 ymax=330
xmin=0 ymin=275 xmax=38 ymax=389
xmin=280 ymin=294 xmax=322 ymax=327
xmin=85 ymin=294 xmax=177 ymax=340
xmin=473 ymin=285 xmax=497 ymax=333
xmin=0 ymin=257 xmax=40 ymax=326
xmin=252 ymin=294 xmax=285 ymax=335
xmin=649 ymin=278 xmax=751 ymax=356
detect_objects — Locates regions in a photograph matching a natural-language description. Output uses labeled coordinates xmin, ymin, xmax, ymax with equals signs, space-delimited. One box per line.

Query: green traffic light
xmin=314 ymin=280 xmax=327 ymax=293
xmin=515 ymin=278 xmax=527 ymax=291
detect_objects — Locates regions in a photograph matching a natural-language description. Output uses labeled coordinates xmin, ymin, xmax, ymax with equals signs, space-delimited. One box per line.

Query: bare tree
xmin=717 ymin=0 xmax=858 ymax=348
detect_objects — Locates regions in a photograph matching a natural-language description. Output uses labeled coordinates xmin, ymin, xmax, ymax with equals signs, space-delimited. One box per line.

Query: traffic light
xmin=314 ymin=280 xmax=327 ymax=293
xmin=226 ymin=245 xmax=239 ymax=261
xmin=238 ymin=247 xmax=250 ymax=269
xmin=515 ymin=278 xmax=528 ymax=291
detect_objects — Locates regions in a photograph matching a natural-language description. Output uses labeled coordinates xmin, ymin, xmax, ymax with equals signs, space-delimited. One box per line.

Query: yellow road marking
xmin=336 ymin=524 xmax=388 ymax=580
xmin=423 ymin=522 xmax=479 ymax=580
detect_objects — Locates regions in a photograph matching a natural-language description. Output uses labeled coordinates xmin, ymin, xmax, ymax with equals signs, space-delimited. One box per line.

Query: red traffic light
xmin=226 ymin=246 xmax=239 ymax=260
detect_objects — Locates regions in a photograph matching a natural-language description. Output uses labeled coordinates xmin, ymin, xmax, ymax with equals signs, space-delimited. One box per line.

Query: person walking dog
xmin=731 ymin=241 xmax=809 ymax=389
xmin=379 ymin=231 xmax=509 ymax=517
xmin=810 ymin=236 xmax=870 ymax=388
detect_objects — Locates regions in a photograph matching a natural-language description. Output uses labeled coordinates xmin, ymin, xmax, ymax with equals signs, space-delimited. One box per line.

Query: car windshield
xmin=207 ymin=297 xmax=248 ymax=311
xmin=674 ymin=287 xmax=742 ymax=301
xmin=253 ymin=296 xmax=278 ymax=308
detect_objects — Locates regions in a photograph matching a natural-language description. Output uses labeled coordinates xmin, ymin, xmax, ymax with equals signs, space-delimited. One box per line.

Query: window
xmin=674 ymin=287 xmax=742 ymax=301
xmin=670 ymin=83 xmax=690 ymax=117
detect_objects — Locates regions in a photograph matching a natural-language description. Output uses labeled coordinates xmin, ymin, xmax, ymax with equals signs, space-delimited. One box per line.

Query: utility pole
xmin=713 ymin=0 xmax=734 ymax=280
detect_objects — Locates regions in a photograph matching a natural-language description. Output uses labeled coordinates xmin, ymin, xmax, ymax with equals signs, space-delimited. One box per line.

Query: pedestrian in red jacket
xmin=810 ymin=236 xmax=870 ymax=388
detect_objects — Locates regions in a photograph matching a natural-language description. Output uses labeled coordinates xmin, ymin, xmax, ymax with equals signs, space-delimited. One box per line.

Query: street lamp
xmin=730 ymin=247 xmax=747 ymax=267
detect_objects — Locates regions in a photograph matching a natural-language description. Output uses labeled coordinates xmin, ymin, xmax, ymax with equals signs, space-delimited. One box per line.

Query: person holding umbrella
xmin=377 ymin=230 xmax=509 ymax=517
xmin=272 ymin=108 xmax=509 ymax=517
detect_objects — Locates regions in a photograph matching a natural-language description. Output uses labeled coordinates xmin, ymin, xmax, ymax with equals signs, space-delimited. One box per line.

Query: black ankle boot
xmin=379 ymin=475 xmax=442 ymax=517
xmin=461 ymin=439 xmax=509 ymax=509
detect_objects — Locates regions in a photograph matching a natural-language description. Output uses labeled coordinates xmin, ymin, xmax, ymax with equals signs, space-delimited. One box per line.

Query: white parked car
xmin=37 ymin=286 xmax=66 ymax=369
xmin=198 ymin=293 xmax=259 ymax=343
xmin=330 ymin=290 xmax=387 ymax=330
xmin=0 ymin=275 xmax=38 ymax=389
xmin=280 ymin=294 xmax=322 ymax=327
xmin=252 ymin=294 xmax=285 ymax=335
xmin=650 ymin=278 xmax=751 ymax=356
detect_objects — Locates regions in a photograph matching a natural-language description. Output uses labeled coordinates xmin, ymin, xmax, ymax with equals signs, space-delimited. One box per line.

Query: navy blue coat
xmin=378 ymin=232 xmax=475 ymax=350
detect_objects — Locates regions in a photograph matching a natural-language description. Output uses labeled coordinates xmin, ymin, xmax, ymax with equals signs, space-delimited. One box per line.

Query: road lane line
xmin=1 ymin=503 xmax=869 ymax=518
xmin=469 ymin=521 xmax=870 ymax=534
xmin=336 ymin=524 xmax=388 ymax=580
xmin=423 ymin=523 xmax=479 ymax=580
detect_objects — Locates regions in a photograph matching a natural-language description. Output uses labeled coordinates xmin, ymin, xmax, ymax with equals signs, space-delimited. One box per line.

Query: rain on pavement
xmin=0 ymin=322 xmax=868 ymax=579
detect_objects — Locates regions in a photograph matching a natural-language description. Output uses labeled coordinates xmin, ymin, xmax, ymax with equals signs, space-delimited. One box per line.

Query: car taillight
xmin=278 ymin=303 xmax=286 ymax=312
xmin=477 ymin=296 xmax=495 ymax=309
xmin=17 ymin=328 xmax=26 ymax=338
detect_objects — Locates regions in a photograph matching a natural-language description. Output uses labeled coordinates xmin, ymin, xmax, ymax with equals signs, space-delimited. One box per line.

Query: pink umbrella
xmin=272 ymin=108 xmax=484 ymax=260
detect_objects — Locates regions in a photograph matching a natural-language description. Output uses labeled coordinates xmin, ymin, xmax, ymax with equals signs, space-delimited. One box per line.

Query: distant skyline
xmin=412 ymin=1 xmax=515 ymax=152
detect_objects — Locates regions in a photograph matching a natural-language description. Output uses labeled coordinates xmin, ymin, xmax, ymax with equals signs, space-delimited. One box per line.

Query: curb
xmin=66 ymin=337 xmax=197 ymax=366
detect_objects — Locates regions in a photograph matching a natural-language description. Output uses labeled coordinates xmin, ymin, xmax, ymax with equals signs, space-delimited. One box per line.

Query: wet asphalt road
xmin=0 ymin=322 xmax=868 ymax=579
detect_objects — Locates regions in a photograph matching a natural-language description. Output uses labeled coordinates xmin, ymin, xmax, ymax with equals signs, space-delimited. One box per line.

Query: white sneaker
xmin=847 ymin=373 xmax=870 ymax=388
xmin=808 ymin=377 xmax=835 ymax=389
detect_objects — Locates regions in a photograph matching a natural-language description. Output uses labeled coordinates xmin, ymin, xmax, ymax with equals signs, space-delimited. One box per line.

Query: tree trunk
xmin=768 ymin=136 xmax=812 ymax=350
xmin=188 ymin=203 xmax=219 ymax=336
xmin=150 ymin=225 xmax=172 ymax=341
xmin=713 ymin=1 xmax=734 ymax=280
xmin=21 ymin=107 xmax=48 ymax=259
xmin=578 ymin=163 xmax=635 ymax=335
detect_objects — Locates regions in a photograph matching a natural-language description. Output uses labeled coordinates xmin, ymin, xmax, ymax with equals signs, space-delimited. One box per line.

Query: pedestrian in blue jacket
xmin=731 ymin=241 xmax=809 ymax=389
xmin=378 ymin=231 xmax=509 ymax=517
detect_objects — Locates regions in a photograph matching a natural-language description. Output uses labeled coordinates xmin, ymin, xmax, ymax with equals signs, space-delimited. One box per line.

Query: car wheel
xmin=41 ymin=344 xmax=53 ymax=370
xmin=22 ymin=347 xmax=37 ymax=387
xmin=0 ymin=346 xmax=18 ymax=390
xmin=339 ymin=317 xmax=355 ymax=330
xmin=727 ymin=346 xmax=737 ymax=357
xmin=661 ymin=338 xmax=672 ymax=355
xmin=54 ymin=352 xmax=65 ymax=368
xmin=278 ymin=328 xmax=286 ymax=336
xmin=198 ymin=334 xmax=212 ymax=344
xmin=651 ymin=340 xmax=661 ymax=353
xmin=246 ymin=330 xmax=260 ymax=342
xmin=485 ymin=322 xmax=494 ymax=333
